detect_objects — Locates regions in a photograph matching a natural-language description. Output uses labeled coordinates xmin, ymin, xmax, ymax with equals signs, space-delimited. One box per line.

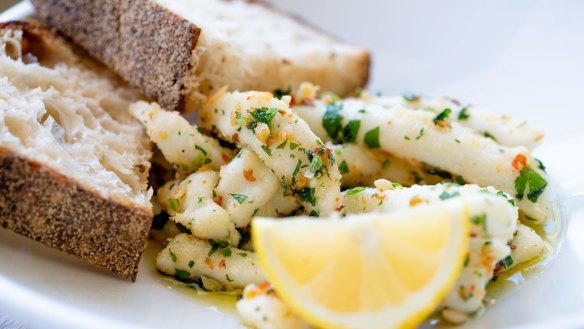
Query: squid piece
xmin=237 ymin=282 xmax=311 ymax=329
xmin=295 ymin=99 xmax=550 ymax=223
xmin=504 ymin=224 xmax=545 ymax=271
xmin=199 ymin=90 xmax=342 ymax=216
xmin=370 ymin=95 xmax=544 ymax=150
xmin=158 ymin=170 xmax=240 ymax=246
xmin=157 ymin=233 xmax=266 ymax=290
xmin=342 ymin=180 xmax=520 ymax=321
xmin=215 ymin=149 xmax=280 ymax=228
xmin=131 ymin=101 xmax=231 ymax=174
xmin=328 ymin=143 xmax=443 ymax=187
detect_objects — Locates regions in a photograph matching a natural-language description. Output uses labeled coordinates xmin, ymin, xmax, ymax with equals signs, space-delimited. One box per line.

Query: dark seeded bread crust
xmin=0 ymin=149 xmax=152 ymax=281
xmin=31 ymin=0 xmax=200 ymax=112
xmin=31 ymin=0 xmax=370 ymax=112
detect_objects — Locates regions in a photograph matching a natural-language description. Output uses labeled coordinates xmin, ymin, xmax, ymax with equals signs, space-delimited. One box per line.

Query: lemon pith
xmin=253 ymin=200 xmax=470 ymax=329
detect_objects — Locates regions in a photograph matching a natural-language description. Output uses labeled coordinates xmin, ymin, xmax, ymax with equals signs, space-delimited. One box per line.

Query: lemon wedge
xmin=252 ymin=200 xmax=470 ymax=329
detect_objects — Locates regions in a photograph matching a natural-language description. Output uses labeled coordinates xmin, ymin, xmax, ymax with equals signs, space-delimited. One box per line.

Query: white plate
xmin=2 ymin=1 xmax=584 ymax=328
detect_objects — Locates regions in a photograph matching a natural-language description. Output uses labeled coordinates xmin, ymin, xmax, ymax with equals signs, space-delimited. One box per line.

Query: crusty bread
xmin=0 ymin=21 xmax=153 ymax=281
xmin=31 ymin=0 xmax=371 ymax=112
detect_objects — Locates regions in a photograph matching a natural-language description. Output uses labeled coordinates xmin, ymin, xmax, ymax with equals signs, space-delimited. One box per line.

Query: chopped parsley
xmin=346 ymin=187 xmax=365 ymax=196
xmin=230 ymin=193 xmax=248 ymax=204
xmin=415 ymin=127 xmax=425 ymax=140
xmin=342 ymin=120 xmax=361 ymax=143
xmin=339 ymin=160 xmax=350 ymax=174
xmin=292 ymin=159 xmax=302 ymax=182
xmin=310 ymin=156 xmax=323 ymax=174
xmin=175 ymin=269 xmax=191 ymax=281
xmin=497 ymin=190 xmax=516 ymax=206
xmin=276 ymin=140 xmax=287 ymax=149
xmin=322 ymin=102 xmax=344 ymax=141
xmin=226 ymin=274 xmax=234 ymax=282
xmin=381 ymin=159 xmax=391 ymax=169
xmin=297 ymin=187 xmax=316 ymax=206
xmin=535 ymin=158 xmax=546 ymax=172
xmin=483 ymin=131 xmax=497 ymax=141
xmin=471 ymin=213 xmax=487 ymax=231
xmin=363 ymin=127 xmax=380 ymax=149
xmin=168 ymin=198 xmax=181 ymax=211
xmin=499 ymin=256 xmax=514 ymax=269
xmin=433 ymin=108 xmax=452 ymax=126
xmin=250 ymin=107 xmax=278 ymax=126
xmin=439 ymin=191 xmax=460 ymax=200
xmin=208 ymin=240 xmax=229 ymax=257
xmin=458 ymin=107 xmax=470 ymax=120
xmin=188 ymin=260 xmax=195 ymax=268
xmin=169 ymin=250 xmax=177 ymax=262
xmin=289 ymin=142 xmax=299 ymax=150
xmin=261 ymin=145 xmax=272 ymax=156
xmin=455 ymin=176 xmax=465 ymax=185
xmin=514 ymin=167 xmax=547 ymax=202
xmin=273 ymin=87 xmax=291 ymax=99
xmin=194 ymin=145 xmax=208 ymax=156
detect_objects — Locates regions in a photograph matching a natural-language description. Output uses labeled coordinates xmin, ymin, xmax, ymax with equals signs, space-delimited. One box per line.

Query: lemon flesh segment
xmin=253 ymin=200 xmax=470 ymax=329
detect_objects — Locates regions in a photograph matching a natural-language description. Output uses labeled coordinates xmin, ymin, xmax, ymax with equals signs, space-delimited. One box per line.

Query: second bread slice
xmin=32 ymin=0 xmax=370 ymax=112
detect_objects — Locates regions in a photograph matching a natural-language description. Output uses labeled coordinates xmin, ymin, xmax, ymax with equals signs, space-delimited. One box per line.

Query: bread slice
xmin=0 ymin=21 xmax=153 ymax=281
xmin=31 ymin=0 xmax=371 ymax=112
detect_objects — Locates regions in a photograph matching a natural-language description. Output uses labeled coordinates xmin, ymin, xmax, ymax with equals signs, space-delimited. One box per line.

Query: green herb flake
xmin=226 ymin=274 xmax=234 ymax=282
xmin=433 ymin=108 xmax=452 ymax=126
xmin=273 ymin=87 xmax=291 ymax=99
xmin=455 ymin=176 xmax=465 ymax=185
xmin=535 ymin=158 xmax=546 ymax=172
xmin=322 ymin=103 xmax=344 ymax=141
xmin=168 ymin=198 xmax=181 ymax=211
xmin=188 ymin=260 xmax=195 ymax=268
xmin=175 ymin=269 xmax=191 ymax=281
xmin=342 ymin=120 xmax=361 ymax=143
xmin=194 ymin=145 xmax=208 ymax=156
xmin=292 ymin=159 xmax=302 ymax=182
xmin=500 ymin=256 xmax=514 ymax=269
xmin=221 ymin=247 xmax=232 ymax=257
xmin=310 ymin=156 xmax=323 ymax=174
xmin=169 ymin=250 xmax=177 ymax=262
xmin=289 ymin=142 xmax=299 ymax=150
xmin=339 ymin=160 xmax=350 ymax=174
xmin=458 ymin=107 xmax=470 ymax=121
xmin=235 ymin=111 xmax=247 ymax=124
xmin=514 ymin=167 xmax=548 ymax=202
xmin=276 ymin=140 xmax=287 ymax=149
xmin=364 ymin=127 xmax=380 ymax=149
xmin=415 ymin=127 xmax=425 ymax=140
xmin=297 ymin=187 xmax=316 ymax=206
xmin=208 ymin=240 xmax=229 ymax=257
xmin=252 ymin=208 xmax=260 ymax=216
xmin=439 ymin=191 xmax=461 ymax=200
xmin=250 ymin=107 xmax=279 ymax=126
xmin=483 ymin=131 xmax=497 ymax=141
xmin=471 ymin=213 xmax=487 ymax=231
xmin=261 ymin=145 xmax=272 ymax=156
xmin=346 ymin=187 xmax=365 ymax=196
xmin=497 ymin=190 xmax=517 ymax=206
xmin=230 ymin=193 xmax=249 ymax=204
xmin=237 ymin=252 xmax=248 ymax=257
xmin=381 ymin=159 xmax=391 ymax=169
